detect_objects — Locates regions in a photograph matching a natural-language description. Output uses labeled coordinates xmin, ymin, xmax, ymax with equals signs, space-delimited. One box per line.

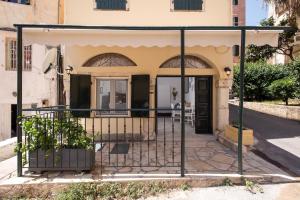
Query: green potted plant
xmin=17 ymin=112 xmax=94 ymax=173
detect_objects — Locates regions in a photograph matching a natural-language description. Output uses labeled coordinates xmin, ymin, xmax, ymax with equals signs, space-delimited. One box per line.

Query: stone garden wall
xmin=230 ymin=100 xmax=300 ymax=121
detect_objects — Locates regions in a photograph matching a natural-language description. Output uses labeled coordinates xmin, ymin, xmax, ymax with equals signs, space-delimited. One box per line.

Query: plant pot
xmin=225 ymin=125 xmax=254 ymax=146
xmin=28 ymin=148 xmax=95 ymax=173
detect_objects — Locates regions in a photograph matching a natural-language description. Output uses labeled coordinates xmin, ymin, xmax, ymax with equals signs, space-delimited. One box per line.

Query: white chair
xmin=185 ymin=106 xmax=195 ymax=127
xmin=171 ymin=103 xmax=181 ymax=123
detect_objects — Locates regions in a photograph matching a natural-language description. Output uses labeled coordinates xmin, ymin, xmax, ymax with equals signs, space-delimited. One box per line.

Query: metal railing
xmin=20 ymin=107 xmax=181 ymax=173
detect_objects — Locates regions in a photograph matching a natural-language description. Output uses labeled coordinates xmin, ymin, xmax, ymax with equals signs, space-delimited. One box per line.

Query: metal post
xmin=17 ymin=26 xmax=23 ymax=177
xmin=180 ymin=29 xmax=185 ymax=177
xmin=238 ymin=29 xmax=246 ymax=175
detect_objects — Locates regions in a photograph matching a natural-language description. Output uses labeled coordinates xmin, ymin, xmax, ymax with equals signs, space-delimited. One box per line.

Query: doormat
xmin=110 ymin=143 xmax=130 ymax=154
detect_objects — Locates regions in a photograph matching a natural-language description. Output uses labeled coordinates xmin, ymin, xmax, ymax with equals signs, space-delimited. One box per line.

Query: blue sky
xmin=246 ymin=0 xmax=269 ymax=25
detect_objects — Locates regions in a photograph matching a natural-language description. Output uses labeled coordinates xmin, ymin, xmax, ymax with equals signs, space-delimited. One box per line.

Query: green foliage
xmin=180 ymin=182 xmax=191 ymax=191
xmin=245 ymin=16 xmax=298 ymax=62
xmin=15 ymin=112 xmax=92 ymax=166
xmin=233 ymin=62 xmax=289 ymax=101
xmin=241 ymin=178 xmax=264 ymax=194
xmin=287 ymin=58 xmax=300 ymax=96
xmin=268 ymin=77 xmax=297 ymax=105
xmin=55 ymin=182 xmax=168 ymax=200
xmin=222 ymin=177 xmax=234 ymax=186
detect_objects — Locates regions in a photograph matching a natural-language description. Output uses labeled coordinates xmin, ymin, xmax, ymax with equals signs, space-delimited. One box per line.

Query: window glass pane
xmin=115 ymin=80 xmax=127 ymax=114
xmin=96 ymin=79 xmax=128 ymax=115
xmin=97 ymin=80 xmax=111 ymax=114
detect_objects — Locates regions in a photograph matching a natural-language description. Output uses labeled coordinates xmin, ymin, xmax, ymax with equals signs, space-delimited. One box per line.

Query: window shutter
xmin=190 ymin=0 xmax=203 ymax=10
xmin=96 ymin=0 xmax=126 ymax=10
xmin=131 ymin=75 xmax=150 ymax=117
xmin=174 ymin=0 xmax=188 ymax=10
xmin=70 ymin=74 xmax=91 ymax=117
xmin=233 ymin=45 xmax=240 ymax=56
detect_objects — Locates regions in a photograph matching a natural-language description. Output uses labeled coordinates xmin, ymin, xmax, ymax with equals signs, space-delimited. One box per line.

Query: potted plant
xmin=224 ymin=122 xmax=254 ymax=146
xmin=16 ymin=112 xmax=94 ymax=173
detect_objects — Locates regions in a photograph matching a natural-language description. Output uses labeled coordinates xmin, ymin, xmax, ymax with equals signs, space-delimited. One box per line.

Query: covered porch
xmin=14 ymin=24 xmax=289 ymax=178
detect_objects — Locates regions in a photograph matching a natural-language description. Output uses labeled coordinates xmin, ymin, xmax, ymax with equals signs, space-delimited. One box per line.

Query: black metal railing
xmin=20 ymin=107 xmax=181 ymax=173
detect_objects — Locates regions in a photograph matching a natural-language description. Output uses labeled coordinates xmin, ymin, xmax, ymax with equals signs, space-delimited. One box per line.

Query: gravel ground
xmin=145 ymin=183 xmax=300 ymax=200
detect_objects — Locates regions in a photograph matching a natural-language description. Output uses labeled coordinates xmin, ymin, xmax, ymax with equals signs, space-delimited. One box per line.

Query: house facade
xmin=59 ymin=0 xmax=240 ymax=136
xmin=0 ymin=0 xmax=60 ymax=140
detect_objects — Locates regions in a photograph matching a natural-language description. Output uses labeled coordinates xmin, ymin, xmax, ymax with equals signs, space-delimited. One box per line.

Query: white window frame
xmin=95 ymin=77 xmax=130 ymax=116
xmin=170 ymin=0 xmax=205 ymax=12
xmin=5 ymin=38 xmax=32 ymax=71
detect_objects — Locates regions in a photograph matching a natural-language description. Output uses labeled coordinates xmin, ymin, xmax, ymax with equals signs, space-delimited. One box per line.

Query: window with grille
xmin=6 ymin=38 xmax=32 ymax=71
xmin=233 ymin=0 xmax=238 ymax=6
xmin=173 ymin=0 xmax=203 ymax=11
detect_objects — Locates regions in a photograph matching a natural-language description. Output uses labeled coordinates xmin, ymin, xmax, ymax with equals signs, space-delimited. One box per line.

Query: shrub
xmin=287 ymin=58 xmax=300 ymax=97
xmin=233 ymin=62 xmax=289 ymax=101
xmin=268 ymin=77 xmax=297 ymax=105
xmin=15 ymin=112 xmax=93 ymax=166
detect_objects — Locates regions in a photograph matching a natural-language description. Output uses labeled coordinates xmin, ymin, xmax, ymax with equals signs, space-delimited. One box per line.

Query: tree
xmin=246 ymin=0 xmax=299 ymax=62
xmin=268 ymin=77 xmax=297 ymax=105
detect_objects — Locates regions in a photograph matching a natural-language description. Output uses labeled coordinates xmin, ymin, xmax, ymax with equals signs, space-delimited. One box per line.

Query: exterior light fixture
xmin=56 ymin=65 xmax=73 ymax=76
xmin=224 ymin=67 xmax=232 ymax=76
xmin=65 ymin=65 xmax=73 ymax=75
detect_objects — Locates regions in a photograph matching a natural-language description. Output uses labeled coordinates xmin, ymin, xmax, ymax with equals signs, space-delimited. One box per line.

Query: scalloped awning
xmin=23 ymin=29 xmax=282 ymax=47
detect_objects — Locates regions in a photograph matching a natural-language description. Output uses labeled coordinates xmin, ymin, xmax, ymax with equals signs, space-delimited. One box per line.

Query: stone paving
xmin=0 ymin=119 xmax=292 ymax=185
xmin=92 ymin=118 xmax=287 ymax=177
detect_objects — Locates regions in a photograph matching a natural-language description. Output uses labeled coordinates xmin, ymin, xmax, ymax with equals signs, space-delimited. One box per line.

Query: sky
xmin=246 ymin=0 xmax=269 ymax=25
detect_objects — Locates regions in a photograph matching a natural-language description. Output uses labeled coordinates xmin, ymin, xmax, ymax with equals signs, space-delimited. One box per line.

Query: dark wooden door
xmin=195 ymin=77 xmax=212 ymax=134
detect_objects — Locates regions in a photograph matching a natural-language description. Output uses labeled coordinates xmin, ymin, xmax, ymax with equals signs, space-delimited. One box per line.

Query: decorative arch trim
xmin=159 ymin=55 xmax=211 ymax=69
xmin=83 ymin=53 xmax=137 ymax=67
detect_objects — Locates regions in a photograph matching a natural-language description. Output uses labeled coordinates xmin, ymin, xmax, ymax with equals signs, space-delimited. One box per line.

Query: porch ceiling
xmin=22 ymin=29 xmax=282 ymax=47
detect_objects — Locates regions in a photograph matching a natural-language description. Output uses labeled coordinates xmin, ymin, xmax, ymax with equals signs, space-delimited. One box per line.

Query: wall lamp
xmin=224 ymin=67 xmax=232 ymax=77
xmin=56 ymin=65 xmax=73 ymax=76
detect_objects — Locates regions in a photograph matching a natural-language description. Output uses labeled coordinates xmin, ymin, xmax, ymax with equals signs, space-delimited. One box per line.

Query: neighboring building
xmin=268 ymin=2 xmax=300 ymax=63
xmin=0 ymin=0 xmax=60 ymax=140
xmin=232 ymin=0 xmax=246 ymax=63
xmin=232 ymin=0 xmax=246 ymax=26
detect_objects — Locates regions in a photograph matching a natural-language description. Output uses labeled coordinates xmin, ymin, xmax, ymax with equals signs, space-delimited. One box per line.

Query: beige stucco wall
xmin=63 ymin=46 xmax=232 ymax=135
xmin=64 ymin=0 xmax=233 ymax=26
xmin=0 ymin=0 xmax=59 ymax=28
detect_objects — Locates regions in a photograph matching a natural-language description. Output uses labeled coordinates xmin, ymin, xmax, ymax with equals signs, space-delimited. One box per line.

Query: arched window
xmin=83 ymin=53 xmax=137 ymax=67
xmin=160 ymin=55 xmax=211 ymax=68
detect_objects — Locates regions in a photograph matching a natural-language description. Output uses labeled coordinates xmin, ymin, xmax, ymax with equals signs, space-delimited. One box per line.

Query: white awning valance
xmin=23 ymin=29 xmax=281 ymax=47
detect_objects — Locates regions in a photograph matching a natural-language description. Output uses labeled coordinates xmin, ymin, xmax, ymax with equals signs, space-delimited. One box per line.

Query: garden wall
xmin=230 ymin=100 xmax=300 ymax=121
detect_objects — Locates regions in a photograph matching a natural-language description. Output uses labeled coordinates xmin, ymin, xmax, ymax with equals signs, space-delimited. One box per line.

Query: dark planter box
xmin=28 ymin=148 xmax=95 ymax=173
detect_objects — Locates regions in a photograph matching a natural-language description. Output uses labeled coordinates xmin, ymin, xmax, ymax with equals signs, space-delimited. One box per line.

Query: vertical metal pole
xmin=238 ymin=29 xmax=246 ymax=175
xmin=17 ymin=26 xmax=23 ymax=177
xmin=180 ymin=29 xmax=185 ymax=177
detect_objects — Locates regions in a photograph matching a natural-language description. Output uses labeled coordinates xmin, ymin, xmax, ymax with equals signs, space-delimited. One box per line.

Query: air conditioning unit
xmin=294 ymin=32 xmax=300 ymax=44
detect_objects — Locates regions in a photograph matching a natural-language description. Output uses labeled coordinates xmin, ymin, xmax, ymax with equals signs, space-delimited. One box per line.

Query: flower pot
xmin=28 ymin=148 xmax=95 ymax=173
xmin=225 ymin=125 xmax=254 ymax=146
